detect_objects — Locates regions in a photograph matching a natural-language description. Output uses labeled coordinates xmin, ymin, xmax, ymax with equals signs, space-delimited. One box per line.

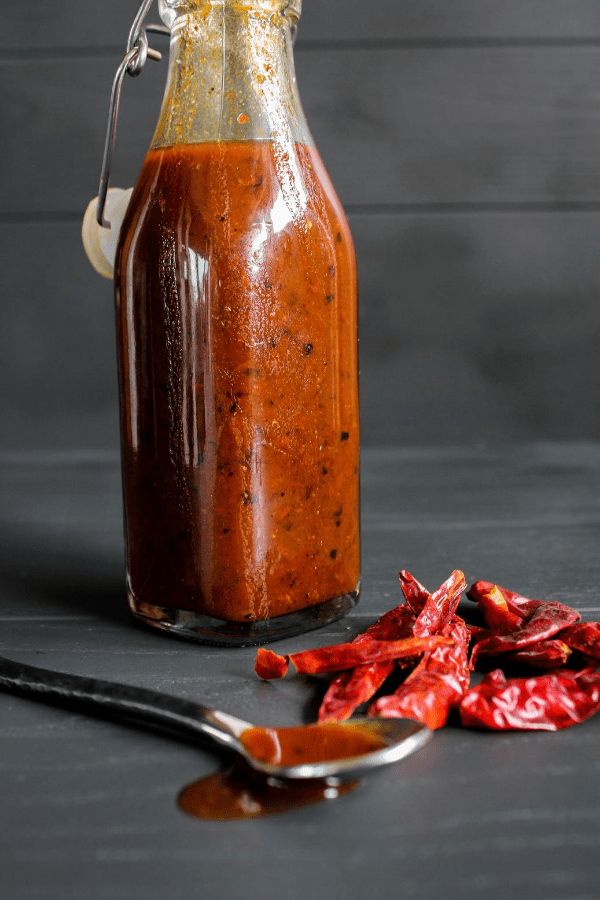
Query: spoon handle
xmin=0 ymin=655 xmax=243 ymax=751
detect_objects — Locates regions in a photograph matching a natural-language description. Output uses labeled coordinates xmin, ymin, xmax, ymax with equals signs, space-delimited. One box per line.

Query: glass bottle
xmin=115 ymin=0 xmax=360 ymax=644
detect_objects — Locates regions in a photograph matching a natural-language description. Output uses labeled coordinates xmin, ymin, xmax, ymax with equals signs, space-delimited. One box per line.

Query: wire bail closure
xmin=96 ymin=0 xmax=170 ymax=228
xmin=96 ymin=0 xmax=299 ymax=229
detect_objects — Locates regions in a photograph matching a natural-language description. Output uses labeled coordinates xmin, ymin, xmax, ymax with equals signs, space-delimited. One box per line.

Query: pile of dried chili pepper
xmin=254 ymin=572 xmax=600 ymax=732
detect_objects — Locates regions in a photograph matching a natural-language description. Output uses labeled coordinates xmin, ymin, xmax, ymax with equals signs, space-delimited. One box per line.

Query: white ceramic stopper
xmin=82 ymin=187 xmax=133 ymax=280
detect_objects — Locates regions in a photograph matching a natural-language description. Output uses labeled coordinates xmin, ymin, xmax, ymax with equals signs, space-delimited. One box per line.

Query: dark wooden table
xmin=1 ymin=445 xmax=599 ymax=900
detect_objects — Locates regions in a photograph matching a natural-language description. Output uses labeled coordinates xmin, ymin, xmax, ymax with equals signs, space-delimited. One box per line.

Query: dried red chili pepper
xmin=460 ymin=668 xmax=600 ymax=731
xmin=255 ymin=602 xmax=417 ymax=685
xmin=559 ymin=622 xmax=600 ymax=662
xmin=369 ymin=616 xmax=470 ymax=729
xmin=505 ymin=639 xmax=572 ymax=670
xmin=319 ymin=662 xmax=396 ymax=722
xmin=398 ymin=570 xmax=430 ymax=615
xmin=255 ymin=648 xmax=289 ymax=680
xmin=412 ymin=570 xmax=466 ymax=638
xmin=363 ymin=604 xmax=418 ymax=642
xmin=470 ymin=580 xmax=576 ymax=622
xmin=469 ymin=580 xmax=538 ymax=614
xmin=470 ymin=599 xmax=580 ymax=668
xmin=465 ymin=623 xmax=487 ymax=642
xmin=289 ymin=635 xmax=452 ymax=676
xmin=499 ymin=589 xmax=542 ymax=617
xmin=255 ymin=573 xmax=599 ymax=739
xmin=467 ymin=580 xmax=523 ymax=632
xmin=318 ymin=605 xmax=416 ymax=722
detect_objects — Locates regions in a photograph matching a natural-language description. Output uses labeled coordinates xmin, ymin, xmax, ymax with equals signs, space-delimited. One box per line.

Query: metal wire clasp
xmin=96 ymin=0 xmax=170 ymax=228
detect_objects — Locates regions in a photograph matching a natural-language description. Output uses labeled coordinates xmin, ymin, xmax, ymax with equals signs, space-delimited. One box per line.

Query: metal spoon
xmin=0 ymin=656 xmax=431 ymax=781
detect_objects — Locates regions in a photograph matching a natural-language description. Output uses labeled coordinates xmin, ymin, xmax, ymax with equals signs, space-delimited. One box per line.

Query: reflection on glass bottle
xmin=115 ymin=0 xmax=360 ymax=643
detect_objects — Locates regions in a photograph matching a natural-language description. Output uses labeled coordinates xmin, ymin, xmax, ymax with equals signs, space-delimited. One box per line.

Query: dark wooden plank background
xmin=4 ymin=1 xmax=600 ymax=48
xmin=2 ymin=446 xmax=600 ymax=899
xmin=2 ymin=1 xmax=600 ymax=448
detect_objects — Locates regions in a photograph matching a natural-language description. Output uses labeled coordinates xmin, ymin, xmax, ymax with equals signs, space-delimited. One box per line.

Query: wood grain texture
xmin=4 ymin=46 xmax=600 ymax=215
xmin=355 ymin=210 xmax=600 ymax=443
xmin=1 ymin=448 xmax=599 ymax=900
xmin=3 ymin=210 xmax=600 ymax=450
xmin=2 ymin=1 xmax=600 ymax=51
xmin=2 ymin=446 xmax=600 ymax=621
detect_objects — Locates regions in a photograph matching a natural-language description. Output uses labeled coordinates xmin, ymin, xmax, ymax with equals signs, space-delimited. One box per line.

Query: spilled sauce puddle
xmin=178 ymin=766 xmax=359 ymax=820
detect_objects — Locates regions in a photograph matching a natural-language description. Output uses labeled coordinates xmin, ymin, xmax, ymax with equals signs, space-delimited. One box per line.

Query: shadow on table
xmin=0 ymin=518 xmax=131 ymax=626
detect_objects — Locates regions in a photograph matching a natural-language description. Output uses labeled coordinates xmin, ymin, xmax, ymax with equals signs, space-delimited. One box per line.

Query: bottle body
xmin=115 ymin=1 xmax=360 ymax=642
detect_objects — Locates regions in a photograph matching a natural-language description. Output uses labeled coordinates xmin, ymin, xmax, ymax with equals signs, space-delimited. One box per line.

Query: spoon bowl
xmin=213 ymin=712 xmax=432 ymax=781
xmin=262 ymin=717 xmax=432 ymax=781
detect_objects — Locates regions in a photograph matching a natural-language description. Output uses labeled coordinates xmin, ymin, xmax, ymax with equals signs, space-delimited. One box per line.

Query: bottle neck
xmin=151 ymin=3 xmax=311 ymax=148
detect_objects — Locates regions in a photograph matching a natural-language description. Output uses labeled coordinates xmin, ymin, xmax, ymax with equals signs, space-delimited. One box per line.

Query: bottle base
xmin=129 ymin=587 xmax=360 ymax=647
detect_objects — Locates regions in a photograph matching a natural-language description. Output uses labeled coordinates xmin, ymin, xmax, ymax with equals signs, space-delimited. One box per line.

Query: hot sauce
xmin=178 ymin=768 xmax=358 ymax=821
xmin=178 ymin=721 xmax=383 ymax=821
xmin=240 ymin=721 xmax=387 ymax=765
xmin=116 ymin=140 xmax=359 ymax=631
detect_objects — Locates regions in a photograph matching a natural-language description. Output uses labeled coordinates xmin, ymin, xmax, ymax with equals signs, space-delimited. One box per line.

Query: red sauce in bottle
xmin=116 ymin=141 xmax=359 ymax=624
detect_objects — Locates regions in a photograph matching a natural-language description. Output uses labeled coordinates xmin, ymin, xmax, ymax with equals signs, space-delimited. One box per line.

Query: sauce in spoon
xmin=178 ymin=721 xmax=387 ymax=820
xmin=241 ymin=721 xmax=387 ymax=765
